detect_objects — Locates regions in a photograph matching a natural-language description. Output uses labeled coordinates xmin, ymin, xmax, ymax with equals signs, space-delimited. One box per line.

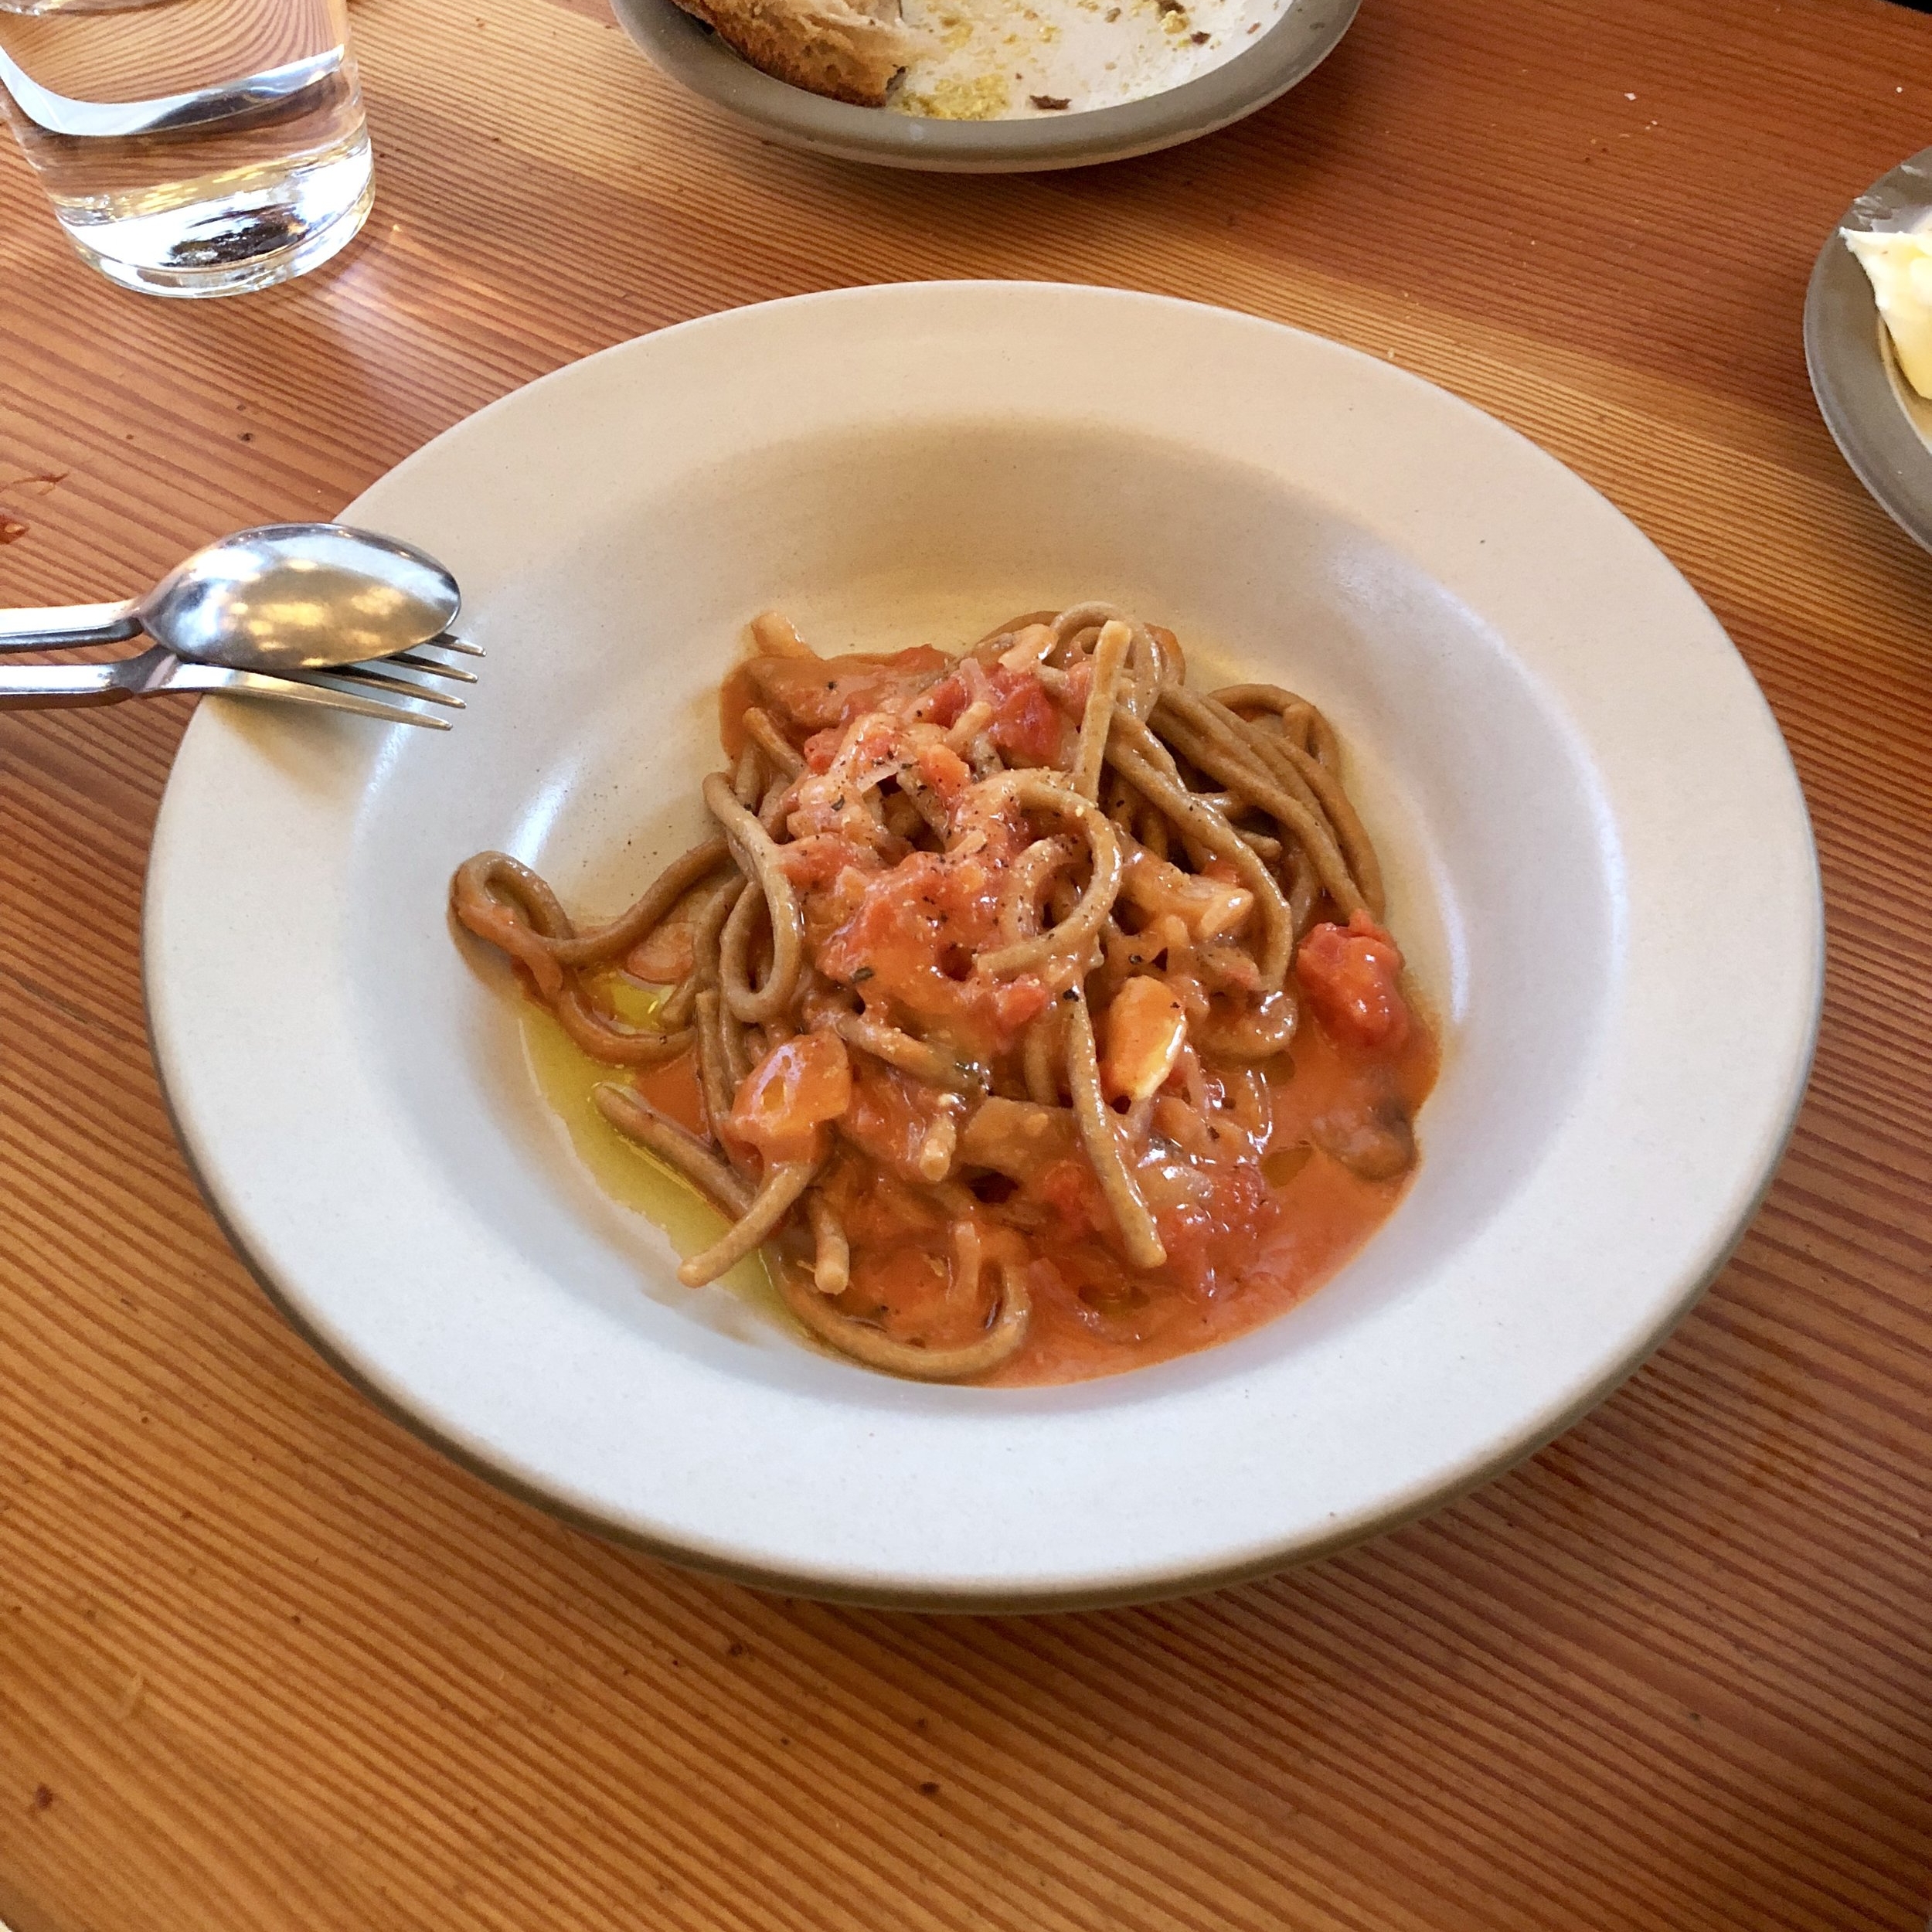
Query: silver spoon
xmin=0 ymin=522 xmax=466 ymax=672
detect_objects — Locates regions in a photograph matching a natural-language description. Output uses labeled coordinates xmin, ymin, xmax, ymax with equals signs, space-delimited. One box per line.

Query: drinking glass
xmin=0 ymin=0 xmax=372 ymax=298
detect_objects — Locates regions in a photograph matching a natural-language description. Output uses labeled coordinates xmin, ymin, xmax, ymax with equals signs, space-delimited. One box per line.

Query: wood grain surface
xmin=4 ymin=0 xmax=1931 ymax=1925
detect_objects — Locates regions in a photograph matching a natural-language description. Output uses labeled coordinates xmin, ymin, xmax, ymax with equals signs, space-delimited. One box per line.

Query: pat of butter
xmin=1843 ymin=227 xmax=1932 ymax=401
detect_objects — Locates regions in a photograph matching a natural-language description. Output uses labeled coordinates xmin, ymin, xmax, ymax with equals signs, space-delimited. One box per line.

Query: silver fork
xmin=0 ymin=638 xmax=478 ymax=730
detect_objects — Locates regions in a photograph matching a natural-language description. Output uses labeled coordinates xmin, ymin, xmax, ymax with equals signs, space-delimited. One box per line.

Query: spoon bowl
xmin=0 ymin=521 xmax=463 ymax=672
xmin=144 ymin=523 xmax=462 ymax=671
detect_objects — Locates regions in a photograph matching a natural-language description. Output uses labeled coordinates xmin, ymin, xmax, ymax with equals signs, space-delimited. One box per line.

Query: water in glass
xmin=0 ymin=0 xmax=371 ymax=298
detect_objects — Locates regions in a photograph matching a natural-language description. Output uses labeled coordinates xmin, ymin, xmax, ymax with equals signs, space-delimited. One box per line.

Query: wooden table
xmin=5 ymin=0 xmax=1930 ymax=1923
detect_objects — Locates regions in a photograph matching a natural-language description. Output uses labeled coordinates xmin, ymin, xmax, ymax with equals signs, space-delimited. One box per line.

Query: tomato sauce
xmin=590 ymin=968 xmax=1437 ymax=1386
xmin=984 ymin=998 xmax=1438 ymax=1386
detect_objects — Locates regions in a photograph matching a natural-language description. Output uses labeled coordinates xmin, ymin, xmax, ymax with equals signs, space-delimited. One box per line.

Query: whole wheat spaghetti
xmin=452 ymin=602 xmax=1436 ymax=1385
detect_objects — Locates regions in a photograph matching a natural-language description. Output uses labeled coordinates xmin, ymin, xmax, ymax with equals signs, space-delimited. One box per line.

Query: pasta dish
xmin=451 ymin=602 xmax=1436 ymax=1384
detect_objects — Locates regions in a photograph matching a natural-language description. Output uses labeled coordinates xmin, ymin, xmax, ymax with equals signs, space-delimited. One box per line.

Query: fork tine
xmin=211 ymin=666 xmax=452 ymax=730
xmin=382 ymin=649 xmax=479 ymax=685
xmin=428 ymin=631 xmax=483 ymax=657
xmin=306 ymin=662 xmax=467 ymax=708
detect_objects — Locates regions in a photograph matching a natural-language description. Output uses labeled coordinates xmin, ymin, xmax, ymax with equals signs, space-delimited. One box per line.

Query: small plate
xmin=146 ymin=284 xmax=1821 ymax=1609
xmin=1804 ymin=145 xmax=1932 ymax=553
xmin=609 ymin=0 xmax=1358 ymax=171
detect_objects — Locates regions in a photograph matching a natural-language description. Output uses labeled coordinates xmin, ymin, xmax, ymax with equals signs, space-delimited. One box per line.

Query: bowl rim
xmin=607 ymin=0 xmax=1360 ymax=170
xmin=1804 ymin=144 xmax=1932 ymax=556
xmin=145 ymin=282 xmax=1825 ymax=1609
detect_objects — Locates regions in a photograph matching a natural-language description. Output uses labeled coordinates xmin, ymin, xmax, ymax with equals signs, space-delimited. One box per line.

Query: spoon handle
xmin=0 ymin=600 xmax=142 ymax=650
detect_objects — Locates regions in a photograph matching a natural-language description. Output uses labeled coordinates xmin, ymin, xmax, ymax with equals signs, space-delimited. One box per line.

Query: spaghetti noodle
xmin=452 ymin=603 xmax=1437 ymax=1384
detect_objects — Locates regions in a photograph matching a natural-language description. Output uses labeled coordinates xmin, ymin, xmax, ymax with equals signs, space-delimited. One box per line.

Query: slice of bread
xmin=669 ymin=0 xmax=916 ymax=106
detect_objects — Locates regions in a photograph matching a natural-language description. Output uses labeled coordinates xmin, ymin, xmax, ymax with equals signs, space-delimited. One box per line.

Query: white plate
xmin=610 ymin=0 xmax=1359 ymax=172
xmin=146 ymin=283 xmax=1822 ymax=1610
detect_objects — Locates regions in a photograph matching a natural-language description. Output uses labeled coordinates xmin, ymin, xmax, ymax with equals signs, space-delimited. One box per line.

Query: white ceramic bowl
xmin=147 ymin=283 xmax=1822 ymax=1610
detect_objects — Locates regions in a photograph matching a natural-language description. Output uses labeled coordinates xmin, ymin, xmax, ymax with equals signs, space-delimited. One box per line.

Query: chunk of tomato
xmin=1295 ymin=911 xmax=1410 ymax=1049
xmin=920 ymin=674 xmax=970 ymax=730
xmin=915 ymin=741 xmax=972 ymax=804
xmin=1155 ymin=1162 xmax=1278 ymax=1299
xmin=988 ymin=670 xmax=1066 ymax=767
xmin=729 ymin=1030 xmax=852 ymax=1165
xmin=1029 ymin=1156 xmax=1110 ymax=1240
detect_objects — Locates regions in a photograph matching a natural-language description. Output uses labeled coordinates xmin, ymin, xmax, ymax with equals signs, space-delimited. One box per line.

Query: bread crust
xmin=670 ymin=0 xmax=914 ymax=106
